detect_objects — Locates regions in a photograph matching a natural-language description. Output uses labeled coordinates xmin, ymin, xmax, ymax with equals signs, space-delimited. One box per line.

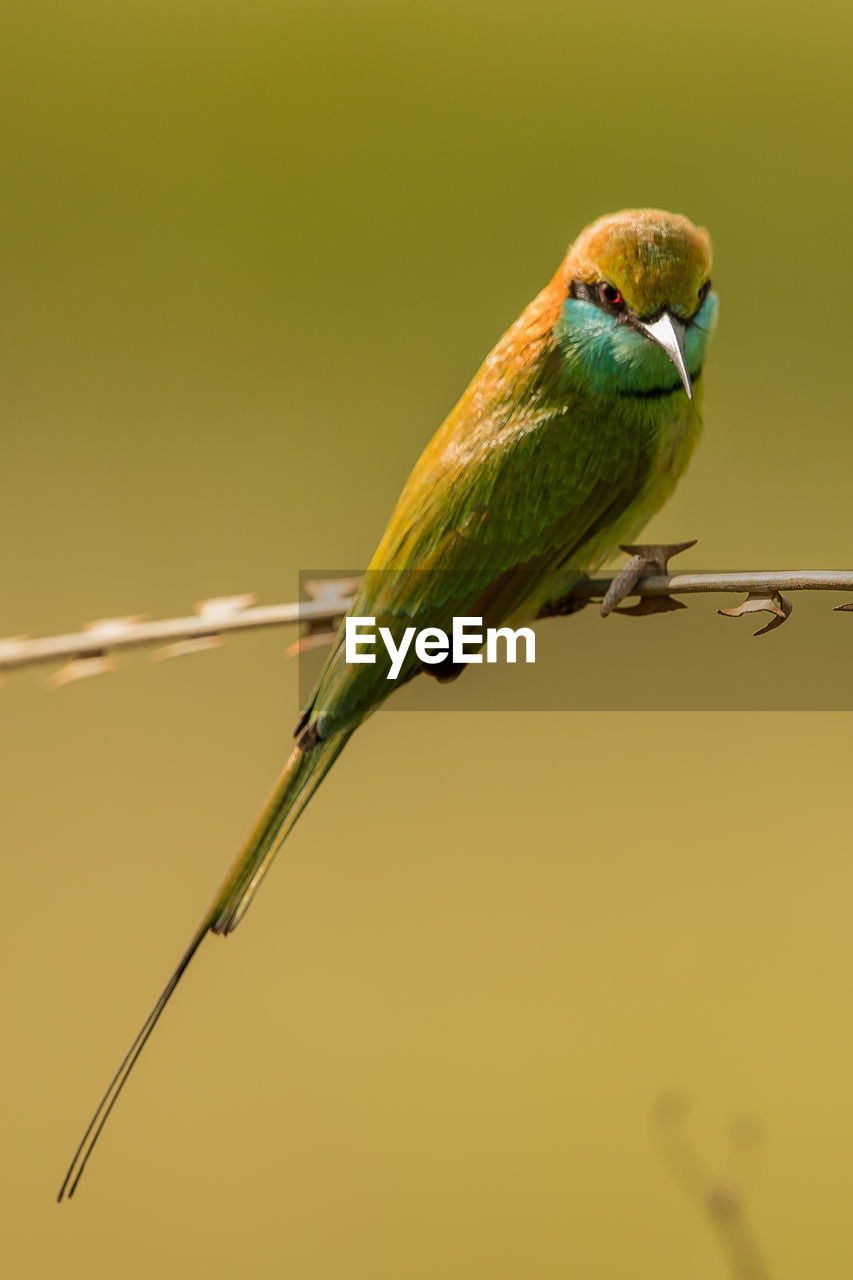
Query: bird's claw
xmin=601 ymin=540 xmax=697 ymax=617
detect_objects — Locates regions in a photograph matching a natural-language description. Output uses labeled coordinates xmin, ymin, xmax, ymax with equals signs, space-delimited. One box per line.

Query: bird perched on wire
xmin=59 ymin=207 xmax=717 ymax=1197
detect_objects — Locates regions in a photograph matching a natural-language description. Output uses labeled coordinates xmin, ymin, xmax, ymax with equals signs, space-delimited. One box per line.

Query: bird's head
xmin=554 ymin=209 xmax=717 ymax=399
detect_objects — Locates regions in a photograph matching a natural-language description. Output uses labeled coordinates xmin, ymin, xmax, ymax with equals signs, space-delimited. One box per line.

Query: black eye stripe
xmin=568 ymin=279 xmax=627 ymax=317
xmin=568 ymin=278 xmax=713 ymax=321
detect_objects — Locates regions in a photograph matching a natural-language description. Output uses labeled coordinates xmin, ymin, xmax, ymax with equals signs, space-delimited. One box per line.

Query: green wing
xmin=307 ymin=380 xmax=654 ymax=737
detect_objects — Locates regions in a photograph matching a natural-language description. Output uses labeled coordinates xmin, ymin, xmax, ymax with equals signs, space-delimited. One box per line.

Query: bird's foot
xmin=600 ymin=540 xmax=697 ymax=618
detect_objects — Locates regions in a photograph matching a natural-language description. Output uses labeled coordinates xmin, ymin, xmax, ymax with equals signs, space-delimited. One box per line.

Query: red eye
xmin=599 ymin=282 xmax=623 ymax=308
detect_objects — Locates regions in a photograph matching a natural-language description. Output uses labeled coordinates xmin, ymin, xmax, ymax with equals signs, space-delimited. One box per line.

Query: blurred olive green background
xmin=3 ymin=1 xmax=853 ymax=1275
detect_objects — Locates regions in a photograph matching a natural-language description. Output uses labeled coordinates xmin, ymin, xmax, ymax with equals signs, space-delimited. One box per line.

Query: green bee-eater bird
xmin=59 ymin=208 xmax=716 ymax=1197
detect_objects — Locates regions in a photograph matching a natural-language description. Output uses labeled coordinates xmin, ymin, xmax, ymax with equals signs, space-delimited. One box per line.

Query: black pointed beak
xmin=637 ymin=311 xmax=693 ymax=399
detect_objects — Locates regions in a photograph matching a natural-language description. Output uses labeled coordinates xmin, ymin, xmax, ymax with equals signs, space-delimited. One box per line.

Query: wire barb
xmin=600 ymin=540 xmax=697 ymax=617
xmin=653 ymin=1094 xmax=770 ymax=1280
xmin=717 ymin=590 xmax=793 ymax=636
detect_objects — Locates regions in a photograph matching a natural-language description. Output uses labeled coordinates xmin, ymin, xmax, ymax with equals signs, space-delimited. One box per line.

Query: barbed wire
xmin=654 ymin=1094 xmax=770 ymax=1280
xmin=4 ymin=541 xmax=853 ymax=687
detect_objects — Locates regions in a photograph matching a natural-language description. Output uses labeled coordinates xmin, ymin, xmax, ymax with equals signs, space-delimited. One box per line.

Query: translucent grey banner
xmin=296 ymin=570 xmax=853 ymax=712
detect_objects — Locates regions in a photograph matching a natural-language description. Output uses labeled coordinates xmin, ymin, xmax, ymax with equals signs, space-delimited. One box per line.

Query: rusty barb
xmin=4 ymin=542 xmax=853 ymax=686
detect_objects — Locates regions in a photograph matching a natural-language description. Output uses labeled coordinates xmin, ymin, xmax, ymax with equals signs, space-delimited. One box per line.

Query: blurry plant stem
xmin=5 ymin=562 xmax=853 ymax=684
xmin=654 ymin=1096 xmax=770 ymax=1280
